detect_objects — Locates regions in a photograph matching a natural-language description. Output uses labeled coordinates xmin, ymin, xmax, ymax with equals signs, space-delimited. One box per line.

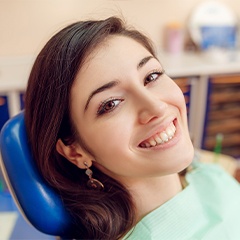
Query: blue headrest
xmin=0 ymin=111 xmax=73 ymax=236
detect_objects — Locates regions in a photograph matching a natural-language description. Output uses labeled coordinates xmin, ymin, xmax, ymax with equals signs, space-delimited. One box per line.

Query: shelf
xmin=202 ymin=74 xmax=240 ymax=157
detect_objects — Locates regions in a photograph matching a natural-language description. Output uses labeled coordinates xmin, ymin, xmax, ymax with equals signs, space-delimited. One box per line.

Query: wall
xmin=0 ymin=0 xmax=240 ymax=56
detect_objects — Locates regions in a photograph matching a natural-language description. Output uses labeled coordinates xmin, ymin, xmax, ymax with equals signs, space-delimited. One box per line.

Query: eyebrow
xmin=84 ymin=55 xmax=154 ymax=111
xmin=137 ymin=56 xmax=154 ymax=69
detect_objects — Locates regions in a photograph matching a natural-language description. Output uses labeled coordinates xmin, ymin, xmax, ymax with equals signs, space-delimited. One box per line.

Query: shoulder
xmin=186 ymin=161 xmax=240 ymax=203
xmin=187 ymin=161 xmax=238 ymax=183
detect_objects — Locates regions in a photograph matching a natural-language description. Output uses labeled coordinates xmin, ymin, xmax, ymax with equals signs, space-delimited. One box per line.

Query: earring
xmin=84 ymin=162 xmax=104 ymax=191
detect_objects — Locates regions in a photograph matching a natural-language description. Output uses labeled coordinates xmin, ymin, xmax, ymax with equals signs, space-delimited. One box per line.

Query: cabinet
xmin=0 ymin=93 xmax=25 ymax=131
xmin=202 ymin=74 xmax=240 ymax=157
xmin=0 ymin=96 xmax=10 ymax=131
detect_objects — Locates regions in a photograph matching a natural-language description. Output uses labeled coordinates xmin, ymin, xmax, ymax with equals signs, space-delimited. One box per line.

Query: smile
xmin=139 ymin=121 xmax=176 ymax=148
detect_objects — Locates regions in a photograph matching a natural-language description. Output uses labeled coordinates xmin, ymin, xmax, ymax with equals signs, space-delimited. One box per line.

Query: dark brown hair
xmin=25 ymin=16 xmax=156 ymax=239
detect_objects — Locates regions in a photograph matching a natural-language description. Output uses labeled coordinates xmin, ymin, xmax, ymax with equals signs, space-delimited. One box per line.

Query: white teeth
xmin=160 ymin=132 xmax=168 ymax=142
xmin=140 ymin=121 xmax=177 ymax=148
xmin=149 ymin=139 xmax=157 ymax=146
xmin=155 ymin=135 xmax=163 ymax=144
xmin=171 ymin=123 xmax=176 ymax=132
xmin=166 ymin=128 xmax=174 ymax=138
xmin=145 ymin=142 xmax=151 ymax=148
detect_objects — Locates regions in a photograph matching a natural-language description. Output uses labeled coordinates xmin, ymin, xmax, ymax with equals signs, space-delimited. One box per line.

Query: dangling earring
xmin=84 ymin=161 xmax=104 ymax=190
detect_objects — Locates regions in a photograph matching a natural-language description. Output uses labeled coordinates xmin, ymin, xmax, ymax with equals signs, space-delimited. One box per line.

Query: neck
xmin=128 ymin=173 xmax=183 ymax=221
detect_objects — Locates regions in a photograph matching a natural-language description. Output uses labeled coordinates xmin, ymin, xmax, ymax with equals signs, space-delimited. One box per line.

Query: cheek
xmin=85 ymin=124 xmax=134 ymax=175
xmin=79 ymin=116 xmax=133 ymax=158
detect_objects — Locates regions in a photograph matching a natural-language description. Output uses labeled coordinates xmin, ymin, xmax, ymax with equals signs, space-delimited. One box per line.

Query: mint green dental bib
xmin=124 ymin=163 xmax=240 ymax=240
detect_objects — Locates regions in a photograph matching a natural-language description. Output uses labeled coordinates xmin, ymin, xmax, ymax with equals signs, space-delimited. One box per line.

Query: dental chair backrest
xmin=0 ymin=111 xmax=74 ymax=238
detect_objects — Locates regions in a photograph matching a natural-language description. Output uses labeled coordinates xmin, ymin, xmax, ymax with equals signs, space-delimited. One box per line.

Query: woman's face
xmin=70 ymin=35 xmax=194 ymax=184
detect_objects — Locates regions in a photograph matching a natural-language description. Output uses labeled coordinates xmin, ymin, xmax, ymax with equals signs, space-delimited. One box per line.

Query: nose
xmin=137 ymin=90 xmax=167 ymax=125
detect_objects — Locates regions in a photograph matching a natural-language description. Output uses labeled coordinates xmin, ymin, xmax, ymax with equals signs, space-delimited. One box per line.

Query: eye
xmin=97 ymin=98 xmax=123 ymax=115
xmin=144 ymin=70 xmax=165 ymax=86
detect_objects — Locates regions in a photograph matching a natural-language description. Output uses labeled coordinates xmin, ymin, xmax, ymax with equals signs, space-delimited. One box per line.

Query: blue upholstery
xmin=0 ymin=111 xmax=73 ymax=237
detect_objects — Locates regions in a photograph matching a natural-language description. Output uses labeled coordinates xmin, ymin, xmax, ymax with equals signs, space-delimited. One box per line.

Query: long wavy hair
xmin=25 ymin=16 xmax=157 ymax=239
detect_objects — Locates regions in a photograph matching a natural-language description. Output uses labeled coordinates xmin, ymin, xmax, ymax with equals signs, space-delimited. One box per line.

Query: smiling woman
xmin=24 ymin=16 xmax=240 ymax=240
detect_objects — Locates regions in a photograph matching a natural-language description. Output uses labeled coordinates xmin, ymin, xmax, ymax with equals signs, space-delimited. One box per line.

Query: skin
xmin=56 ymin=35 xmax=194 ymax=220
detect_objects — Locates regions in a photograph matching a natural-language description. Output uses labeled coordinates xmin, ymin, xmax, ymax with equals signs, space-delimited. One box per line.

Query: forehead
xmin=74 ymin=35 xmax=152 ymax=86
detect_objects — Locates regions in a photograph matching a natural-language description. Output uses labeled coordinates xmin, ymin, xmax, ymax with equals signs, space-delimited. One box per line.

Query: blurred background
xmin=0 ymin=0 xmax=239 ymax=55
xmin=0 ymin=0 xmax=240 ymax=239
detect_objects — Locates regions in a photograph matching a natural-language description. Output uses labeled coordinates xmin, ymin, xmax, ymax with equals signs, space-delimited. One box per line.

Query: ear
xmin=56 ymin=139 xmax=92 ymax=169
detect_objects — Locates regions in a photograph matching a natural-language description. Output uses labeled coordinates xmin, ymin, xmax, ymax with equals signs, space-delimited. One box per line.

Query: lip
xmin=138 ymin=118 xmax=180 ymax=150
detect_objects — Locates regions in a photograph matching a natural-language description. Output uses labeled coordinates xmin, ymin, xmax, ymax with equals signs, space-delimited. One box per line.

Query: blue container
xmin=200 ymin=25 xmax=237 ymax=50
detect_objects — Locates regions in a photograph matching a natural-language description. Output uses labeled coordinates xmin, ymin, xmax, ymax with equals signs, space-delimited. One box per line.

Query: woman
xmin=25 ymin=17 xmax=240 ymax=239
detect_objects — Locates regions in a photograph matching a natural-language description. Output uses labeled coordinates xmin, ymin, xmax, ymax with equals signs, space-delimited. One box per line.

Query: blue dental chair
xmin=0 ymin=111 xmax=73 ymax=238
